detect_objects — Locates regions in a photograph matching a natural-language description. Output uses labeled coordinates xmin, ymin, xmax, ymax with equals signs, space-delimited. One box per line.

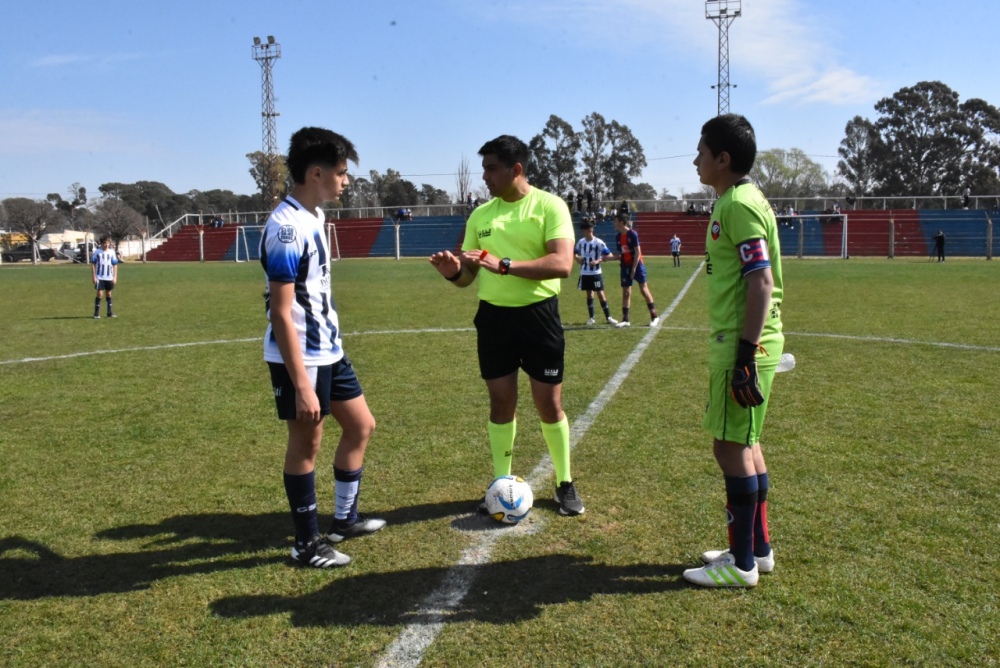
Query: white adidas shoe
xmin=701 ymin=548 xmax=774 ymax=573
xmin=683 ymin=552 xmax=758 ymax=588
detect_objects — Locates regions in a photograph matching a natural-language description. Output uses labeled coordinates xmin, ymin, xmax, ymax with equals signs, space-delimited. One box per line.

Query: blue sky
xmin=3 ymin=0 xmax=998 ymax=203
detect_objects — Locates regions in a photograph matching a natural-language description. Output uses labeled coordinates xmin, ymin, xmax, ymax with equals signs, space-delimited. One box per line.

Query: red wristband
xmin=479 ymin=249 xmax=488 ymax=260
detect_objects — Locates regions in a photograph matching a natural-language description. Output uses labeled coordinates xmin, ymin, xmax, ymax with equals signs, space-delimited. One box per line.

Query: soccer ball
xmin=484 ymin=475 xmax=534 ymax=524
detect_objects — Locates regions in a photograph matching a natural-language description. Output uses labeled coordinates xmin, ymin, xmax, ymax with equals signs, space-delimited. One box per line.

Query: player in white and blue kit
xmin=260 ymin=127 xmax=384 ymax=569
xmin=91 ymin=235 xmax=118 ymax=318
xmin=573 ymin=218 xmax=617 ymax=325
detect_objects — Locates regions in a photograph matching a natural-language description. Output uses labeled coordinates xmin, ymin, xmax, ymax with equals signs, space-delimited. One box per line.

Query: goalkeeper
xmin=683 ymin=114 xmax=784 ymax=588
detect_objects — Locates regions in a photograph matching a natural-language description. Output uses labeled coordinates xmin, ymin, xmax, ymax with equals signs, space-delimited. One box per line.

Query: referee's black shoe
xmin=555 ymin=480 xmax=585 ymax=516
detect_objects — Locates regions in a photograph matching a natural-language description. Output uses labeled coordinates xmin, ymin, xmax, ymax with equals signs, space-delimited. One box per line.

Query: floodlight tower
xmin=706 ymin=1 xmax=741 ymax=115
xmin=252 ymin=35 xmax=282 ymax=204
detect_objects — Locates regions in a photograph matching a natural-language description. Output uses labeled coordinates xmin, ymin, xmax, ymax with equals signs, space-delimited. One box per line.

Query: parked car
xmin=1 ymin=243 xmax=56 ymax=263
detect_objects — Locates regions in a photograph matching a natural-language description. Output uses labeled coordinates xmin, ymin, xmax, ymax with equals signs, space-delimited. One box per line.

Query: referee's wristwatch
xmin=498 ymin=257 xmax=511 ymax=276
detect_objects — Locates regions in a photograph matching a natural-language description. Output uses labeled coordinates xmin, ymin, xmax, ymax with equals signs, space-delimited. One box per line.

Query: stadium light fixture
xmin=253 ymin=36 xmax=261 ymax=46
xmin=267 ymin=35 xmax=275 ymax=44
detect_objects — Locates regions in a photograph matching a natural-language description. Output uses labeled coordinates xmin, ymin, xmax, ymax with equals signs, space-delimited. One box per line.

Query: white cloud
xmin=31 ymin=54 xmax=91 ymax=67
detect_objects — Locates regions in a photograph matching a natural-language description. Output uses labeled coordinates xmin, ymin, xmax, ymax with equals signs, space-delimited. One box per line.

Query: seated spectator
xmin=687 ymin=203 xmax=696 ymax=216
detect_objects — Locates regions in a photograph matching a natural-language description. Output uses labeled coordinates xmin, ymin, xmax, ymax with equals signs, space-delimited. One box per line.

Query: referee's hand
xmin=731 ymin=338 xmax=765 ymax=408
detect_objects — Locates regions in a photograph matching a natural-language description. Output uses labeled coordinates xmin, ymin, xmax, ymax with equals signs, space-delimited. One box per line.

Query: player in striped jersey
xmin=91 ymin=235 xmax=118 ymax=319
xmin=260 ymin=127 xmax=385 ymax=568
xmin=682 ymin=114 xmax=783 ymax=588
xmin=573 ymin=218 xmax=618 ymax=325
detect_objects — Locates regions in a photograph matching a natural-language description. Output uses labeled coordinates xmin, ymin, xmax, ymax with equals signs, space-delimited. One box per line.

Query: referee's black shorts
xmin=474 ymin=296 xmax=564 ymax=384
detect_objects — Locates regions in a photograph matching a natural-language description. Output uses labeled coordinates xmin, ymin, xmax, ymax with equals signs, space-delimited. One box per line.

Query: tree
xmin=541 ymin=115 xmax=581 ymax=195
xmin=838 ymin=81 xmax=1000 ymax=200
xmin=579 ymin=112 xmax=612 ymax=198
xmin=1 ymin=198 xmax=55 ymax=263
xmin=247 ymin=151 xmax=289 ymax=206
xmin=95 ymin=198 xmax=145 ymax=247
xmin=99 ymin=181 xmax=190 ymax=231
xmin=420 ymin=184 xmax=451 ymax=205
xmin=751 ymin=148 xmax=828 ymax=199
xmin=345 ymin=176 xmax=379 ymax=209
xmin=578 ymin=112 xmax=647 ymax=200
xmin=603 ymin=120 xmax=647 ymax=200
xmin=526 ymin=134 xmax=555 ymax=192
xmin=455 ymin=155 xmax=472 ymax=205
xmin=837 ymin=116 xmax=883 ymax=197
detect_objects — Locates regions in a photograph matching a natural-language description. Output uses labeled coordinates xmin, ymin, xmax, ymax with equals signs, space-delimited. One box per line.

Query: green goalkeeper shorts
xmin=703 ymin=365 xmax=777 ymax=446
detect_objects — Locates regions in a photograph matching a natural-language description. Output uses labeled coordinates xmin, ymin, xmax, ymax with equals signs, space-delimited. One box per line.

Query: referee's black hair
xmin=286 ymin=127 xmax=359 ymax=184
xmin=700 ymin=114 xmax=757 ymax=175
xmin=478 ymin=135 xmax=529 ymax=169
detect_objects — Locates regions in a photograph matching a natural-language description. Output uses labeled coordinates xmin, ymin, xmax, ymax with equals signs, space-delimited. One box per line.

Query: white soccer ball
xmin=484 ymin=475 xmax=534 ymax=524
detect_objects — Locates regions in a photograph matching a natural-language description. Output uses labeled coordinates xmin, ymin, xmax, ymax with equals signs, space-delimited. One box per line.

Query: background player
xmin=429 ymin=134 xmax=584 ymax=516
xmin=574 ymin=218 xmax=618 ymax=325
xmin=91 ymin=235 xmax=118 ymax=319
xmin=682 ymin=113 xmax=784 ymax=588
xmin=671 ymin=233 xmax=682 ymax=268
xmin=611 ymin=214 xmax=659 ymax=328
xmin=260 ymin=127 xmax=385 ymax=569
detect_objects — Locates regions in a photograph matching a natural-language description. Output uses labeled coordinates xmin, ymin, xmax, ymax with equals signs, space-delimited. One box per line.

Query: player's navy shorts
xmin=577 ymin=274 xmax=605 ymax=291
xmin=620 ymin=262 xmax=648 ymax=287
xmin=474 ymin=296 xmax=564 ymax=384
xmin=672 ymin=251 xmax=681 ymax=258
xmin=95 ymin=280 xmax=115 ymax=291
xmin=268 ymin=356 xmax=364 ymax=420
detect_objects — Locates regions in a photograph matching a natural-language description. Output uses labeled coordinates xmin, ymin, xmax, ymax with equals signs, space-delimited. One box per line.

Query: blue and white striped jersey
xmin=574 ymin=236 xmax=611 ymax=276
xmin=91 ymin=248 xmax=118 ymax=281
xmin=259 ymin=196 xmax=343 ymax=366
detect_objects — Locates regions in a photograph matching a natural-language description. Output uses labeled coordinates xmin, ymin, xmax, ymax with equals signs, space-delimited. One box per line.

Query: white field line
xmin=374 ymin=262 xmax=705 ymax=668
xmin=4 ymin=319 xmax=996 ymax=367
xmin=657 ymin=326 xmax=1000 ymax=353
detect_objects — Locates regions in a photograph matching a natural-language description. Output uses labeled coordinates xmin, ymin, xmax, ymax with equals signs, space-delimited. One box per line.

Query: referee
xmin=429 ymin=134 xmax=584 ymax=516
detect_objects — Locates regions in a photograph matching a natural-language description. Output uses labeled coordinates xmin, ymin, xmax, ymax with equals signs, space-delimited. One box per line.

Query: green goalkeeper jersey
xmin=462 ymin=186 xmax=574 ymax=307
xmin=704 ymin=180 xmax=784 ymax=369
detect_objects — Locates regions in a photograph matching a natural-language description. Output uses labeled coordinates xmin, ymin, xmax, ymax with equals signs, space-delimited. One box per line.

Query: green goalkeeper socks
xmin=541 ymin=417 xmax=571 ymax=484
xmin=488 ymin=419 xmax=516 ymax=478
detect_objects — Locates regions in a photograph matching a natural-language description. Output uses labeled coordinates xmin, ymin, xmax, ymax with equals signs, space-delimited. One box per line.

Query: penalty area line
xmin=374 ymin=261 xmax=705 ymax=668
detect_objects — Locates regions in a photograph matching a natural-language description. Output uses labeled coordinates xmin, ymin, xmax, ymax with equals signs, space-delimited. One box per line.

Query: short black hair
xmin=478 ymin=135 xmax=529 ymax=169
xmin=700 ymin=114 xmax=757 ymax=175
xmin=286 ymin=127 xmax=359 ymax=184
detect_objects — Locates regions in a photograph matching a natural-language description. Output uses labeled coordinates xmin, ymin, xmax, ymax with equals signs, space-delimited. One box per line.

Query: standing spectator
xmin=429 ymin=134 xmax=585 ymax=516
xmin=933 ymin=230 xmax=946 ymax=262
xmin=574 ymin=218 xmax=618 ymax=325
xmin=683 ymin=113 xmax=784 ymax=588
xmin=260 ymin=126 xmax=385 ymax=569
xmin=91 ymin=235 xmax=118 ymax=319
xmin=670 ymin=233 xmax=683 ymax=268
xmin=585 ymin=189 xmax=593 ymax=213
xmin=567 ymin=192 xmax=575 ymax=211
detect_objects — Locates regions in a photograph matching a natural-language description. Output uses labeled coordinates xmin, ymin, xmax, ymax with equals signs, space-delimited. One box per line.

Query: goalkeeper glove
xmin=731 ymin=338 xmax=765 ymax=408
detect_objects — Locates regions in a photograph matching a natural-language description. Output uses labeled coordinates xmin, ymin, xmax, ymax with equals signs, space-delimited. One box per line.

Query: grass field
xmin=1 ymin=257 xmax=998 ymax=667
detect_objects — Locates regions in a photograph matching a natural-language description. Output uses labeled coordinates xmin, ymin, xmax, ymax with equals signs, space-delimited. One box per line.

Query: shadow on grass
xmin=0 ymin=512 xmax=294 ymax=600
xmin=211 ymin=555 xmax=689 ymax=626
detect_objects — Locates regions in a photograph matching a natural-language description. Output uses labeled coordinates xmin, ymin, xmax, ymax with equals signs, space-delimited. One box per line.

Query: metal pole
xmin=888 ymin=217 xmax=895 ymax=259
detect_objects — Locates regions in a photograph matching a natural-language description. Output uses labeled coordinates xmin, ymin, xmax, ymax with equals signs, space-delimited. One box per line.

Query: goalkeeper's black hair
xmin=478 ymin=135 xmax=529 ymax=169
xmin=700 ymin=114 xmax=757 ymax=175
xmin=286 ymin=127 xmax=359 ymax=184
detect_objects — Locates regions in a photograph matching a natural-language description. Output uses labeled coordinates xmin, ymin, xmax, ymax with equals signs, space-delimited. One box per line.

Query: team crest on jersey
xmin=278 ymin=225 xmax=297 ymax=243
xmin=711 ymin=220 xmax=721 ymax=241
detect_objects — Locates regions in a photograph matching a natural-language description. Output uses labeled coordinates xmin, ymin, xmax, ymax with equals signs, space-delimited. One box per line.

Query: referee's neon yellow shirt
xmin=462 ymin=187 xmax=574 ymax=307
